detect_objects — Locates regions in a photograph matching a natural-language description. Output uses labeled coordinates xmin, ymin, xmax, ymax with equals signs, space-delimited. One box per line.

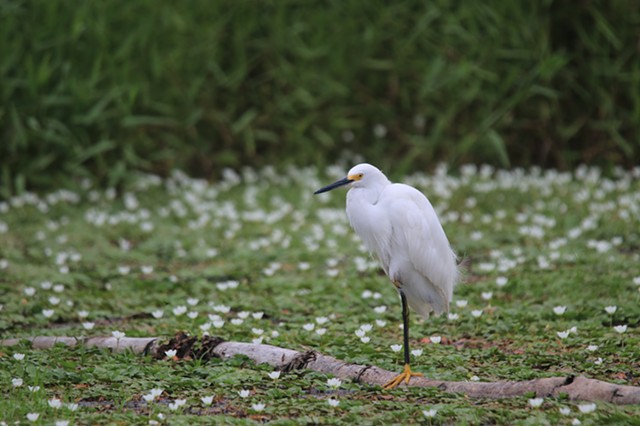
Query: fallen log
xmin=2 ymin=333 xmax=639 ymax=405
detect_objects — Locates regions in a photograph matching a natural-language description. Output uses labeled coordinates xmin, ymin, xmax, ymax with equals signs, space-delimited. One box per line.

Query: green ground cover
xmin=1 ymin=164 xmax=639 ymax=424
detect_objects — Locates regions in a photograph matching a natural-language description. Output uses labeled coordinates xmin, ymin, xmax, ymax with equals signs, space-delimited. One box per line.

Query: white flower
xmin=355 ymin=329 xmax=366 ymax=338
xmin=237 ymin=311 xmax=250 ymax=319
xmin=55 ymin=421 xmax=70 ymax=426
xmin=528 ymin=397 xmax=544 ymax=407
xmin=28 ymin=385 xmax=40 ymax=392
xmin=252 ymin=337 xmax=264 ymax=344
xmin=82 ymin=321 xmax=95 ymax=330
xmin=143 ymin=393 xmax=156 ymax=402
xmin=268 ymin=371 xmax=281 ymax=380
xmin=495 ymin=276 xmax=508 ymax=287
xmin=252 ymin=328 xmax=264 ymax=336
xmin=447 ymin=313 xmax=459 ymax=320
xmin=26 ymin=413 xmax=40 ymax=421
xmin=375 ymin=319 xmax=387 ymax=327
xmin=553 ymin=306 xmax=567 ymax=315
xmin=411 ymin=349 xmax=423 ymax=357
xmin=48 ymin=398 xmax=63 ymax=409
xmin=571 ymin=419 xmax=581 ymax=425
xmin=613 ymin=325 xmax=627 ymax=334
xmin=238 ymin=389 xmax=250 ymax=398
xmin=578 ymin=403 xmax=596 ymax=413
xmin=359 ymin=324 xmax=373 ymax=332
xmin=201 ymin=395 xmax=214 ymax=405
xmin=604 ymin=306 xmax=617 ymax=314
xmin=586 ymin=345 xmax=599 ymax=352
xmin=251 ymin=403 xmax=265 ymax=411
xmin=430 ymin=336 xmax=442 ymax=344
xmin=24 ymin=287 xmax=36 ymax=296
xmin=118 ymin=265 xmax=130 ymax=275
xmin=471 ymin=310 xmax=483 ymax=318
xmin=327 ymin=377 xmax=342 ymax=388
xmin=481 ymin=292 xmax=493 ymax=301
xmin=373 ymin=306 xmax=387 ymax=314
xmin=152 ymin=310 xmax=164 ymax=319
xmin=66 ymin=402 xmax=78 ymax=411
xmin=13 ymin=353 xmax=25 ymax=361
xmin=559 ymin=407 xmax=571 ymax=415
xmin=594 ymin=357 xmax=603 ymax=365
xmin=150 ymin=388 xmax=163 ymax=397
xmin=212 ymin=320 xmax=225 ymax=328
xmin=422 ymin=409 xmax=437 ymax=418
xmin=470 ymin=375 xmax=480 ymax=382
xmin=42 ymin=309 xmax=55 ymax=318
xmin=165 ymin=349 xmax=177 ymax=358
xmin=633 ymin=276 xmax=640 ymax=285
xmin=174 ymin=399 xmax=187 ymax=407
xmin=303 ymin=323 xmax=315 ymax=331
xmin=77 ymin=310 xmax=89 ymax=318
xmin=456 ymin=300 xmax=468 ymax=308
xmin=231 ymin=318 xmax=243 ymax=325
xmin=390 ymin=344 xmax=402 ymax=353
xmin=172 ymin=306 xmax=187 ymax=316
xmin=360 ymin=336 xmax=370 ymax=343
xmin=327 ymin=398 xmax=340 ymax=407
xmin=212 ymin=304 xmax=230 ymax=313
xmin=557 ymin=331 xmax=570 ymax=339
xmin=112 ymin=330 xmax=125 ymax=339
xmin=316 ymin=328 xmax=327 ymax=336
xmin=141 ymin=265 xmax=154 ymax=274
xmin=361 ymin=290 xmax=373 ymax=299
xmin=315 ymin=316 xmax=329 ymax=325
xmin=12 ymin=378 xmax=23 ymax=387
xmin=252 ymin=311 xmax=264 ymax=320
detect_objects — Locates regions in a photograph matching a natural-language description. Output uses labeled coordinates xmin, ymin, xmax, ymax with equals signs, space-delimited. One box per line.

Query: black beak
xmin=314 ymin=177 xmax=353 ymax=194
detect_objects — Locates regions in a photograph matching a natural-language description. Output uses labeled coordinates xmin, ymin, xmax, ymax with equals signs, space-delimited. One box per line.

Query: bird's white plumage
xmin=344 ymin=163 xmax=457 ymax=318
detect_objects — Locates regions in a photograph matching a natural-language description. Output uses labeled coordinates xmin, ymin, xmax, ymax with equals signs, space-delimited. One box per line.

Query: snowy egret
xmin=315 ymin=163 xmax=458 ymax=389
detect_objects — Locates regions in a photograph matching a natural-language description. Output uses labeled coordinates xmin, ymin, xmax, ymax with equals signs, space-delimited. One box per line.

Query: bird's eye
xmin=357 ymin=173 xmax=363 ymax=179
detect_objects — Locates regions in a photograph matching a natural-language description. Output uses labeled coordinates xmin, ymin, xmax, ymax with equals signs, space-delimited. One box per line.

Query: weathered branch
xmin=3 ymin=334 xmax=639 ymax=405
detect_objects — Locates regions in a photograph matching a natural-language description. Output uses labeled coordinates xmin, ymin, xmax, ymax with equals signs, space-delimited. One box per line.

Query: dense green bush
xmin=1 ymin=0 xmax=638 ymax=196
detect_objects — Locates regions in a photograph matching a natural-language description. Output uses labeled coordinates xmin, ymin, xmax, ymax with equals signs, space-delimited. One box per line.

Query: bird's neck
xmin=349 ymin=181 xmax=389 ymax=204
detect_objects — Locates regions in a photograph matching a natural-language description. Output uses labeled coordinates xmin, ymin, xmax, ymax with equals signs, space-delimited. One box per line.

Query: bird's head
xmin=314 ymin=163 xmax=386 ymax=194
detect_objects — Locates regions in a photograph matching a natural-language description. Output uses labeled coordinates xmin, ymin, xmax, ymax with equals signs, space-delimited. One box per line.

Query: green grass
xmin=1 ymin=164 xmax=640 ymax=424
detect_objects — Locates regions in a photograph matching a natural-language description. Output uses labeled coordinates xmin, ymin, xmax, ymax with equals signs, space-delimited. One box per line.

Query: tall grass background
xmin=1 ymin=0 xmax=638 ymax=196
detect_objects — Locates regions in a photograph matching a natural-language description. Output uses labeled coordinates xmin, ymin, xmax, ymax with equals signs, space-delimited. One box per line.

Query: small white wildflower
xmin=112 ymin=330 xmax=125 ymax=339
xmin=251 ymin=403 xmax=265 ymax=411
xmin=172 ymin=306 xmax=187 ymax=316
xmin=360 ymin=336 xmax=370 ymax=343
xmin=528 ymin=397 xmax=544 ymax=407
xmin=471 ymin=309 xmax=483 ymax=318
xmin=315 ymin=316 xmax=329 ymax=325
xmin=187 ymin=298 xmax=199 ymax=306
xmin=82 ymin=321 xmax=95 ymax=330
xmin=422 ymin=409 xmax=437 ymax=418
xmin=495 ymin=276 xmax=508 ymax=287
xmin=481 ymin=292 xmax=493 ymax=301
xmin=187 ymin=311 xmax=198 ymax=319
xmin=586 ymin=345 xmax=599 ymax=352
xmin=55 ymin=421 xmax=70 ymax=426
xmin=12 ymin=378 xmax=23 ymax=387
xmin=13 ymin=353 xmax=25 ymax=361
xmin=359 ymin=324 xmax=373 ymax=333
xmin=557 ymin=330 xmax=570 ymax=339
xmin=327 ymin=398 xmax=340 ymax=407
xmin=303 ymin=323 xmax=315 ymax=331
xmin=430 ymin=336 xmax=442 ymax=344
xmin=231 ymin=318 xmax=243 ymax=325
xmin=26 ymin=413 xmax=40 ymax=421
xmin=553 ymin=306 xmax=567 ymax=315
xmin=42 ymin=309 xmax=55 ymax=318
xmin=604 ymin=306 xmax=617 ymax=315
xmin=150 ymin=388 xmax=163 ymax=397
xmin=238 ymin=389 xmax=250 ymax=398
xmin=268 ymin=371 xmax=281 ymax=380
xmin=48 ymin=398 xmax=63 ymax=409
xmin=237 ymin=311 xmax=250 ymax=319
xmin=151 ymin=310 xmax=164 ymax=319
xmin=571 ymin=419 xmax=581 ymax=426
xmin=470 ymin=375 xmax=480 ymax=381
xmin=559 ymin=407 xmax=571 ymax=415
xmin=390 ymin=344 xmax=402 ymax=353
xmin=448 ymin=313 xmax=459 ymax=320
xmin=165 ymin=349 xmax=177 ymax=358
xmin=327 ymin=378 xmax=342 ymax=389
xmin=212 ymin=320 xmax=225 ymax=328
xmin=456 ymin=300 xmax=468 ymax=308
xmin=577 ymin=403 xmax=596 ymax=413
xmin=66 ymin=403 xmax=78 ymax=412
xmin=355 ymin=329 xmax=366 ymax=338
xmin=614 ymin=325 xmax=628 ymax=334
xmin=141 ymin=265 xmax=154 ymax=274
xmin=375 ymin=319 xmax=387 ymax=327
xmin=411 ymin=349 xmax=423 ymax=357
xmin=252 ymin=311 xmax=264 ymax=320
xmin=28 ymin=385 xmax=40 ymax=392
xmin=24 ymin=287 xmax=36 ymax=296
xmin=201 ymin=395 xmax=214 ymax=405
xmin=373 ymin=305 xmax=387 ymax=314
xmin=316 ymin=328 xmax=327 ymax=336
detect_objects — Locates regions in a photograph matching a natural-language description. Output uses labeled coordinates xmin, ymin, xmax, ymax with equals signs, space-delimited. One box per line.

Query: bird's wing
xmin=379 ymin=184 xmax=457 ymax=308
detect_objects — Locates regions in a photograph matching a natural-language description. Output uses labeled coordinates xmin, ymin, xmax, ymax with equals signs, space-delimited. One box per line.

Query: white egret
xmin=315 ymin=163 xmax=458 ymax=389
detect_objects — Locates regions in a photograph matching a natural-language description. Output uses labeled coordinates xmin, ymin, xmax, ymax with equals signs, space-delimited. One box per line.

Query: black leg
xmin=400 ymin=289 xmax=411 ymax=366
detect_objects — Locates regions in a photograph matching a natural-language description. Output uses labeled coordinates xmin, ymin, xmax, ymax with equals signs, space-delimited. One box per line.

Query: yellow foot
xmin=383 ymin=363 xmax=423 ymax=389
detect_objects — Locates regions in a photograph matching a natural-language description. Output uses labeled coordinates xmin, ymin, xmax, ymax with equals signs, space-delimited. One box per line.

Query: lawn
xmin=1 ymin=164 xmax=639 ymax=425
